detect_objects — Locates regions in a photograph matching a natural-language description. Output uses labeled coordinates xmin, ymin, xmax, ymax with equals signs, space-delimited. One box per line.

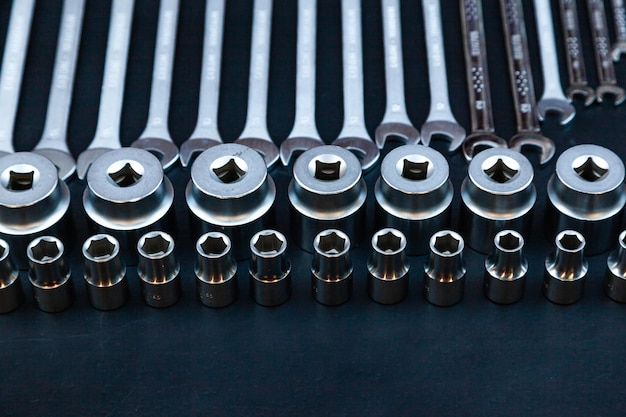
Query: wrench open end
xmin=331 ymin=136 xmax=380 ymax=172
xmin=509 ymin=133 xmax=556 ymax=166
xmin=279 ymin=137 xmax=325 ymax=166
xmin=536 ymin=98 xmax=576 ymax=125
xmin=234 ymin=137 xmax=279 ymax=169
xmin=131 ymin=138 xmax=179 ymax=171
xmin=179 ymin=138 xmax=222 ymax=168
xmin=461 ymin=132 xmax=508 ymax=162
xmin=32 ymin=149 xmax=76 ymax=182
xmin=420 ymin=121 xmax=466 ymax=153
xmin=612 ymin=42 xmax=626 ymax=62
xmin=596 ymin=85 xmax=626 ymax=106
xmin=76 ymin=148 xmax=113 ymax=181
xmin=374 ymin=123 xmax=420 ymax=149
xmin=566 ymin=85 xmax=596 ymax=107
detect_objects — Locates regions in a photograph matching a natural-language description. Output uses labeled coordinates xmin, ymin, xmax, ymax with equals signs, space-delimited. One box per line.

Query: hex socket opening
xmin=495 ymin=231 xmax=523 ymax=252
xmin=432 ymin=232 xmax=463 ymax=256
xmin=482 ymin=156 xmax=520 ymax=184
xmin=252 ymin=231 xmax=286 ymax=256
xmin=84 ymin=235 xmax=118 ymax=261
xmin=316 ymin=231 xmax=349 ymax=256
xmin=572 ymin=155 xmax=608 ymax=182
xmin=28 ymin=238 xmax=63 ymax=263
xmin=107 ymin=160 xmax=144 ymax=187
xmin=138 ymin=232 xmax=174 ymax=258
xmin=308 ymin=154 xmax=346 ymax=181
xmin=198 ymin=233 xmax=229 ymax=257
xmin=556 ymin=231 xmax=585 ymax=252
xmin=210 ymin=156 xmax=248 ymax=183
xmin=1 ymin=164 xmax=40 ymax=191
xmin=396 ymin=155 xmax=432 ymax=180
xmin=373 ymin=229 xmax=405 ymax=254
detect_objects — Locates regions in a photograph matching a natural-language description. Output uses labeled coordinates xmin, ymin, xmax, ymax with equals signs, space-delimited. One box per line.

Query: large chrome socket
xmin=374 ymin=145 xmax=453 ymax=255
xmin=546 ymin=144 xmax=625 ymax=255
xmin=460 ymin=148 xmax=536 ymax=253
xmin=605 ymin=230 xmax=626 ymax=303
xmin=27 ymin=236 xmax=73 ymax=313
xmin=543 ymin=230 xmax=588 ymax=305
xmin=83 ymin=148 xmax=174 ymax=264
xmin=137 ymin=231 xmax=181 ymax=308
xmin=0 ymin=238 xmax=22 ymax=313
xmin=195 ymin=232 xmax=238 ymax=308
xmin=483 ymin=230 xmax=528 ymax=304
xmin=249 ymin=230 xmax=292 ymax=307
xmin=0 ymin=152 xmax=71 ymax=269
xmin=82 ymin=234 xmax=128 ymax=311
xmin=423 ymin=230 xmax=466 ymax=307
xmin=289 ymin=146 xmax=367 ymax=252
xmin=311 ymin=229 xmax=353 ymax=306
xmin=186 ymin=144 xmax=275 ymax=260
xmin=367 ymin=228 xmax=410 ymax=304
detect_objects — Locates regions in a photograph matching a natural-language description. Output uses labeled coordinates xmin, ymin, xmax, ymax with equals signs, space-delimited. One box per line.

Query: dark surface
xmin=2 ymin=0 xmax=626 ymax=415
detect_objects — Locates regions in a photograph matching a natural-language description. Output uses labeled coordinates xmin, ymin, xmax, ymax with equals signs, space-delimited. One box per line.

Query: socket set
xmin=1 ymin=0 xmax=626 ymax=314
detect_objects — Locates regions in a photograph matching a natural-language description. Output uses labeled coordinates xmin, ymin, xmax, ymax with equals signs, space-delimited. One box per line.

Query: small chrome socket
xmin=604 ymin=230 xmax=626 ymax=302
xmin=27 ymin=236 xmax=73 ymax=313
xmin=249 ymin=230 xmax=291 ymax=307
xmin=484 ymin=230 xmax=528 ymax=304
xmin=0 ymin=238 xmax=22 ymax=313
xmin=82 ymin=234 xmax=129 ymax=311
xmin=367 ymin=228 xmax=410 ymax=304
xmin=137 ymin=231 xmax=181 ymax=308
xmin=543 ymin=230 xmax=588 ymax=305
xmin=311 ymin=229 xmax=353 ymax=306
xmin=195 ymin=232 xmax=238 ymax=308
xmin=423 ymin=230 xmax=466 ymax=307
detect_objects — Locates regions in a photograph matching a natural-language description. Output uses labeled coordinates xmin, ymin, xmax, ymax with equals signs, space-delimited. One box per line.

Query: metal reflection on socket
xmin=546 ymin=144 xmax=625 ymax=255
xmin=0 ymin=152 xmax=71 ymax=269
xmin=137 ymin=231 xmax=181 ymax=308
xmin=367 ymin=228 xmax=409 ymax=304
xmin=186 ymin=144 xmax=276 ymax=260
xmin=82 ymin=234 xmax=128 ymax=311
xmin=460 ymin=148 xmax=536 ymax=253
xmin=249 ymin=230 xmax=291 ymax=307
xmin=543 ymin=230 xmax=588 ymax=305
xmin=83 ymin=148 xmax=174 ymax=264
xmin=289 ymin=146 xmax=367 ymax=252
xmin=195 ymin=232 xmax=238 ymax=308
xmin=0 ymin=238 xmax=22 ymax=313
xmin=27 ymin=236 xmax=73 ymax=313
xmin=423 ymin=230 xmax=466 ymax=307
xmin=374 ymin=145 xmax=453 ymax=255
xmin=484 ymin=230 xmax=528 ymax=304
xmin=311 ymin=229 xmax=353 ymax=306
xmin=605 ymin=230 xmax=626 ymax=302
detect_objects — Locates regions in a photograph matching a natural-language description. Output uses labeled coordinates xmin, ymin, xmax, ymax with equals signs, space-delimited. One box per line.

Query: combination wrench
xmin=76 ymin=0 xmax=135 ymax=180
xmin=610 ymin=0 xmax=626 ymax=60
xmin=179 ymin=0 xmax=226 ymax=168
xmin=587 ymin=0 xmax=626 ymax=105
xmin=131 ymin=0 xmax=180 ymax=170
xmin=374 ymin=0 xmax=420 ymax=149
xmin=279 ymin=0 xmax=324 ymax=166
xmin=558 ymin=0 xmax=595 ymax=106
xmin=331 ymin=0 xmax=380 ymax=171
xmin=460 ymin=0 xmax=508 ymax=162
xmin=420 ymin=0 xmax=466 ymax=152
xmin=0 ymin=0 xmax=35 ymax=156
xmin=500 ymin=0 xmax=555 ymax=166
xmin=32 ymin=0 xmax=85 ymax=181
xmin=234 ymin=0 xmax=279 ymax=169
xmin=332 ymin=0 xmax=380 ymax=171
xmin=533 ymin=0 xmax=576 ymax=124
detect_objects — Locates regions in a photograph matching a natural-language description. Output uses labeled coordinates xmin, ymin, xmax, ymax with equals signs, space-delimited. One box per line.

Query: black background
xmin=2 ymin=0 xmax=626 ymax=415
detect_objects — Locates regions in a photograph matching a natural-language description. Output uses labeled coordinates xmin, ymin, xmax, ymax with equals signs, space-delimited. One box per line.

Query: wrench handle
xmin=190 ymin=0 xmax=225 ymax=141
xmin=0 ymin=0 xmax=35 ymax=153
xmin=139 ymin=0 xmax=179 ymax=140
xmin=559 ymin=0 xmax=588 ymax=86
xmin=587 ymin=0 xmax=617 ymax=85
xmin=533 ymin=0 xmax=565 ymax=98
xmin=500 ymin=0 xmax=540 ymax=133
xmin=91 ymin=0 xmax=135 ymax=149
xmin=611 ymin=0 xmax=626 ymax=42
xmin=37 ymin=0 xmax=85 ymax=153
xmin=460 ymin=0 xmax=495 ymax=133
xmin=239 ymin=0 xmax=273 ymax=141
xmin=288 ymin=0 xmax=320 ymax=140
xmin=380 ymin=0 xmax=409 ymax=123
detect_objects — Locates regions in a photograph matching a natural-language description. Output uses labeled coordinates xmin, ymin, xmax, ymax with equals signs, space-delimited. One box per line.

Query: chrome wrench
xmin=32 ymin=0 xmax=85 ymax=181
xmin=234 ymin=0 xmax=279 ymax=168
xmin=610 ymin=0 xmax=626 ymax=60
xmin=279 ymin=0 xmax=324 ymax=166
xmin=76 ymin=0 xmax=135 ymax=180
xmin=500 ymin=0 xmax=556 ymax=165
xmin=0 ymin=0 xmax=35 ymax=156
xmin=558 ymin=0 xmax=595 ymax=105
xmin=179 ymin=0 xmax=226 ymax=168
xmin=460 ymin=0 xmax=508 ymax=162
xmin=533 ymin=0 xmax=576 ymax=124
xmin=587 ymin=0 xmax=626 ymax=104
xmin=131 ymin=0 xmax=180 ymax=170
xmin=331 ymin=0 xmax=380 ymax=171
xmin=374 ymin=0 xmax=420 ymax=149
xmin=420 ymin=0 xmax=466 ymax=152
